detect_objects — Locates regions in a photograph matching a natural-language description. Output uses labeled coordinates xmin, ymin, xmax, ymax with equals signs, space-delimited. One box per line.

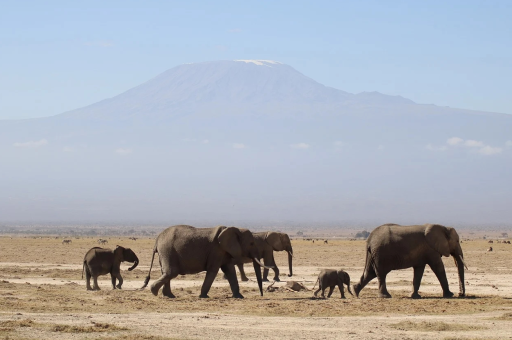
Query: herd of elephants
xmin=82 ymin=223 xmax=468 ymax=299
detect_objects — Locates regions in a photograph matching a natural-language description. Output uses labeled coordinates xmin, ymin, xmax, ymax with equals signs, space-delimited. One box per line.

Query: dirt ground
xmin=0 ymin=235 xmax=511 ymax=339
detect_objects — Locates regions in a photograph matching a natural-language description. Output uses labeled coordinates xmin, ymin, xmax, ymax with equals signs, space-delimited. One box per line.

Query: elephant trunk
xmin=453 ymin=253 xmax=465 ymax=297
xmin=128 ymin=256 xmax=139 ymax=271
xmin=287 ymin=247 xmax=293 ymax=277
xmin=252 ymin=259 xmax=264 ymax=296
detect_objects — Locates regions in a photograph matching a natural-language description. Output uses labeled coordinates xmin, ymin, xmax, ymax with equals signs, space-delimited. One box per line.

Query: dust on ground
xmin=0 ymin=236 xmax=511 ymax=339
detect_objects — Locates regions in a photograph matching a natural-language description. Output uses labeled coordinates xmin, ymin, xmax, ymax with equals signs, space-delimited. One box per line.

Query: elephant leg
xmin=221 ymin=264 xmax=243 ymax=299
xmin=85 ymin=270 xmax=93 ymax=291
xmin=338 ymin=283 xmax=346 ymax=299
xmin=110 ymin=273 xmax=117 ymax=289
xmin=354 ymin=266 xmax=377 ymax=297
xmin=115 ymin=272 xmax=123 ymax=289
xmin=429 ymin=257 xmax=453 ymax=298
xmin=150 ymin=267 xmax=178 ymax=297
xmin=411 ymin=265 xmax=425 ymax=299
xmin=327 ymin=286 xmax=335 ymax=298
xmin=200 ymin=267 xmax=220 ymax=298
xmin=237 ymin=263 xmax=249 ymax=282
xmin=313 ymin=287 xmax=321 ymax=297
xmin=92 ymin=275 xmax=100 ymax=290
xmin=263 ymin=253 xmax=279 ymax=281
xmin=377 ymin=272 xmax=391 ymax=298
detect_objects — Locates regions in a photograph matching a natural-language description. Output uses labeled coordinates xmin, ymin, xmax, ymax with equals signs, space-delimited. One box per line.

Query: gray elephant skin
xmin=82 ymin=246 xmax=139 ymax=291
xmin=236 ymin=231 xmax=293 ymax=282
xmin=314 ymin=269 xmax=353 ymax=298
xmin=141 ymin=225 xmax=269 ymax=299
xmin=354 ymin=223 xmax=467 ymax=299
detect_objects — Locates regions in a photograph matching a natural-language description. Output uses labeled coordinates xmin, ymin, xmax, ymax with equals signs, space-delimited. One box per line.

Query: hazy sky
xmin=1 ymin=0 xmax=511 ymax=119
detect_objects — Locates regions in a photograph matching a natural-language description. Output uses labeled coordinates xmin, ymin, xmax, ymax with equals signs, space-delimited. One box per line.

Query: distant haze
xmin=1 ymin=60 xmax=511 ymax=227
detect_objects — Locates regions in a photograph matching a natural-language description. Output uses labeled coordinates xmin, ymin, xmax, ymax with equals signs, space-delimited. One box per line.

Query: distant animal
xmin=506 ymin=241 xmax=511 ymax=244
xmin=97 ymin=239 xmax=108 ymax=245
xmin=82 ymin=246 xmax=139 ymax=290
xmin=128 ymin=237 xmax=138 ymax=241
xmin=488 ymin=240 xmax=494 ymax=243
xmin=487 ymin=247 xmax=493 ymax=252
xmin=324 ymin=240 xmax=328 ymax=244
xmin=312 ymin=240 xmax=315 ymax=243
xmin=62 ymin=239 xmax=72 ymax=245
xmin=141 ymin=225 xmax=269 ymax=298
xmin=235 ymin=231 xmax=293 ymax=282
xmin=313 ymin=269 xmax=353 ymax=299
xmin=354 ymin=223 xmax=467 ymax=299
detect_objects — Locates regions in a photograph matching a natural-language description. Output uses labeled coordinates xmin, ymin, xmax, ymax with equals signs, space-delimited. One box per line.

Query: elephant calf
xmin=314 ymin=269 xmax=353 ymax=299
xmin=82 ymin=246 xmax=139 ymax=291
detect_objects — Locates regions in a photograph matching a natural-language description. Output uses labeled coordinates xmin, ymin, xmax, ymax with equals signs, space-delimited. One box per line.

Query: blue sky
xmin=1 ymin=0 xmax=511 ymax=119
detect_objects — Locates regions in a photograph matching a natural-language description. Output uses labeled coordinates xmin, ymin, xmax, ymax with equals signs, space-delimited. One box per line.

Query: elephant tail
xmin=312 ymin=276 xmax=319 ymax=290
xmin=140 ymin=247 xmax=157 ymax=289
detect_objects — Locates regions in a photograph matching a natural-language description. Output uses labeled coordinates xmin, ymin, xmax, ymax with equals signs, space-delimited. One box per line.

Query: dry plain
xmin=0 ymin=235 xmax=511 ymax=340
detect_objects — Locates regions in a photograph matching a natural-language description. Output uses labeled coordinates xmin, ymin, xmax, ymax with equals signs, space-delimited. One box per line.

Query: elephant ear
xmin=265 ymin=232 xmax=284 ymax=251
xmin=425 ymin=224 xmax=450 ymax=257
xmin=218 ymin=227 xmax=243 ymax=260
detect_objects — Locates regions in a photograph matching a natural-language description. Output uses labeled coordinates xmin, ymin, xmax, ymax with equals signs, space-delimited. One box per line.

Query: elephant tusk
xmin=459 ymin=255 xmax=468 ymax=270
xmin=287 ymin=251 xmax=293 ymax=258
xmin=253 ymin=258 xmax=274 ymax=270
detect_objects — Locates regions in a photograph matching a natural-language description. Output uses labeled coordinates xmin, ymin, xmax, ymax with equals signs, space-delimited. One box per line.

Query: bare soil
xmin=0 ymin=236 xmax=511 ymax=339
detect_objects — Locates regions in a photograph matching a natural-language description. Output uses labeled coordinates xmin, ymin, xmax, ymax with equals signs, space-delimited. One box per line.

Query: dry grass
xmin=390 ymin=320 xmax=485 ymax=332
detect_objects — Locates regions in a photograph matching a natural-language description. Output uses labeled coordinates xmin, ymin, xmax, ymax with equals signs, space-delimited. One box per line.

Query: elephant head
xmin=265 ymin=232 xmax=293 ymax=277
xmin=114 ymin=245 xmax=139 ymax=271
xmin=425 ymin=224 xmax=467 ymax=296
xmin=336 ymin=270 xmax=353 ymax=296
xmin=218 ymin=227 xmax=266 ymax=296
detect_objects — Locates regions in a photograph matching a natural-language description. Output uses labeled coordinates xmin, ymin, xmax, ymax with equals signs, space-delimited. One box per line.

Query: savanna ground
xmin=0 ymin=233 xmax=511 ymax=339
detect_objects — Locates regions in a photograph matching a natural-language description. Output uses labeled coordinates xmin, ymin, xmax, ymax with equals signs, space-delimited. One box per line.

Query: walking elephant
xmin=314 ymin=269 xmax=353 ymax=299
xmin=235 ymin=231 xmax=293 ymax=282
xmin=82 ymin=246 xmax=139 ymax=291
xmin=141 ymin=225 xmax=270 ymax=299
xmin=353 ymin=223 xmax=467 ymax=299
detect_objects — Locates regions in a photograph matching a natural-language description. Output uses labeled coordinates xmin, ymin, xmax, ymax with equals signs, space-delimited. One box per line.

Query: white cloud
xmin=115 ymin=148 xmax=132 ymax=155
xmin=377 ymin=145 xmax=385 ymax=150
xmin=203 ymin=139 xmax=210 ymax=144
xmin=478 ymin=146 xmax=502 ymax=155
xmin=447 ymin=137 xmax=463 ymax=146
xmin=13 ymin=139 xmax=48 ymax=148
xmin=334 ymin=141 xmax=344 ymax=147
xmin=506 ymin=141 xmax=512 ymax=147
xmin=232 ymin=143 xmax=245 ymax=149
xmin=426 ymin=144 xmax=447 ymax=151
xmin=464 ymin=140 xmax=484 ymax=147
xmin=291 ymin=143 xmax=310 ymax=149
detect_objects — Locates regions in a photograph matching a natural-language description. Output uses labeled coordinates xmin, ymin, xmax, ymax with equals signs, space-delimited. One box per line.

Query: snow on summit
xmin=234 ymin=60 xmax=282 ymax=66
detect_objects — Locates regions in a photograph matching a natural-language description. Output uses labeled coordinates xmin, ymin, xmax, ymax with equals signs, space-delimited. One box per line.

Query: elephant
xmin=313 ymin=269 xmax=353 ymax=299
xmin=141 ymin=225 xmax=271 ymax=299
xmin=353 ymin=223 xmax=468 ymax=299
xmin=82 ymin=246 xmax=139 ymax=291
xmin=235 ymin=231 xmax=293 ymax=282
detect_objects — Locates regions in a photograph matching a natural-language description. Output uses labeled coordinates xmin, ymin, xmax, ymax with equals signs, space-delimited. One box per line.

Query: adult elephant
xmin=141 ymin=225 xmax=270 ymax=299
xmin=235 ymin=232 xmax=293 ymax=282
xmin=353 ymin=223 xmax=467 ymax=299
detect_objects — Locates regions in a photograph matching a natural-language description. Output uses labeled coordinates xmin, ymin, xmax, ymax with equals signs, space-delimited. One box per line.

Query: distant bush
xmin=355 ymin=230 xmax=370 ymax=239
xmin=296 ymin=231 xmax=303 ymax=236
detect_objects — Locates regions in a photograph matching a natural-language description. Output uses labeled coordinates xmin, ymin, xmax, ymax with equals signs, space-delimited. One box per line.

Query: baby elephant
xmin=82 ymin=246 xmax=139 ymax=291
xmin=314 ymin=269 xmax=353 ymax=299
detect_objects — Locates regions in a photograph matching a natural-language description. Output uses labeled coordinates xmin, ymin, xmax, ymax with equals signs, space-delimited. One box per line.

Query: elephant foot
xmin=378 ymin=292 xmax=392 ymax=298
xmin=340 ymin=296 xmax=346 ymax=299
xmin=232 ymin=293 xmax=244 ymax=299
xmin=86 ymin=287 xmax=93 ymax=291
xmin=443 ymin=291 xmax=454 ymax=298
xmin=411 ymin=292 xmax=422 ymax=299
xmin=458 ymin=293 xmax=466 ymax=298
xmin=262 ymin=278 xmax=270 ymax=282
xmin=273 ymin=277 xmax=280 ymax=282
xmin=199 ymin=294 xmax=210 ymax=299
xmin=162 ymin=292 xmax=176 ymax=298
xmin=241 ymin=277 xmax=249 ymax=282
xmin=150 ymin=284 xmax=160 ymax=296
xmin=116 ymin=285 xmax=122 ymax=289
